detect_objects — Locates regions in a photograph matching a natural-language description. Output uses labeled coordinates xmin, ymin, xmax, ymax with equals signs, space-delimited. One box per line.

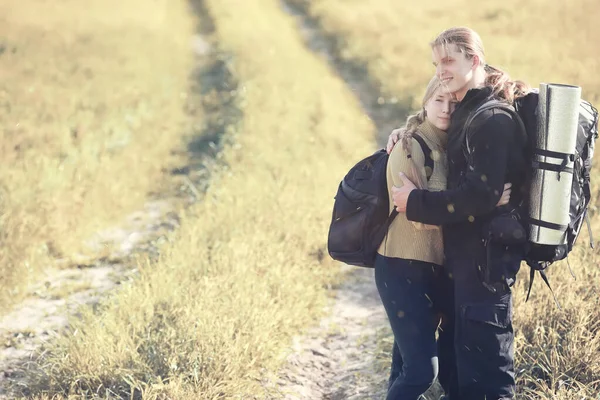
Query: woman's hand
xmin=392 ymin=173 xmax=417 ymax=212
xmin=496 ymin=183 xmax=512 ymax=207
xmin=386 ymin=128 xmax=402 ymax=154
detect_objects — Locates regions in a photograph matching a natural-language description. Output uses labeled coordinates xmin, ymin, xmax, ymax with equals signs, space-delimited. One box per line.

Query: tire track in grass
xmin=171 ymin=0 xmax=242 ymax=187
xmin=191 ymin=0 xmax=389 ymax=398
xmin=275 ymin=265 xmax=390 ymax=400
xmin=275 ymin=1 xmax=444 ymax=399
xmin=268 ymin=1 xmax=397 ymax=398
xmin=0 ymin=8 xmax=240 ymax=398
xmin=281 ymin=0 xmax=413 ymax=147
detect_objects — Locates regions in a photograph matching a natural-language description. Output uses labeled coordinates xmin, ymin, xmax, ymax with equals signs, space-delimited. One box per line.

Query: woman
xmin=376 ymin=75 xmax=510 ymax=399
xmin=390 ymin=27 xmax=529 ymax=399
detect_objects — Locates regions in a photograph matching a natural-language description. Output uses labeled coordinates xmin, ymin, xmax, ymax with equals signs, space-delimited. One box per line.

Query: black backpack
xmin=463 ymin=93 xmax=598 ymax=302
xmin=327 ymin=136 xmax=434 ymax=268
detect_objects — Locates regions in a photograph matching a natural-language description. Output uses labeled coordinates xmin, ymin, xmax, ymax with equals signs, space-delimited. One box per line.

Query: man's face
xmin=432 ymin=44 xmax=476 ymax=101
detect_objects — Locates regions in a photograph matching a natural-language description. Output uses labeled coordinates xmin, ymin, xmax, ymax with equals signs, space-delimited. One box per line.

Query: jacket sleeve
xmin=405 ymin=110 xmax=514 ymax=225
xmin=388 ymin=138 xmax=428 ymax=191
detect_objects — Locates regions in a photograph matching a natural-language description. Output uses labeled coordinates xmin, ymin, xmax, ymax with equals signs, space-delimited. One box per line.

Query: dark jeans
xmin=375 ymin=255 xmax=456 ymax=400
xmin=444 ymin=243 xmax=520 ymax=400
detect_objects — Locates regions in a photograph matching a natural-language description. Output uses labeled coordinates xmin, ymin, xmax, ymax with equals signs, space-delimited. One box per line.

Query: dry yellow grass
xmin=295 ymin=0 xmax=600 ymax=397
xmin=20 ymin=0 xmax=376 ymax=398
xmin=291 ymin=0 xmax=600 ymax=106
xmin=0 ymin=0 xmax=196 ymax=309
xmin=7 ymin=0 xmax=599 ymax=398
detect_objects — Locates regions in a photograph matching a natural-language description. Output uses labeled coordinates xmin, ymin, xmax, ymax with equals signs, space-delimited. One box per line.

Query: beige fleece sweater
xmin=377 ymin=119 xmax=448 ymax=265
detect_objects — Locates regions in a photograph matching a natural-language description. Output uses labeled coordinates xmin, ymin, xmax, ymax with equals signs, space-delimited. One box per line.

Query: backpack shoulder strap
xmin=411 ymin=134 xmax=434 ymax=181
xmin=464 ymin=100 xmax=526 ymax=156
xmin=383 ymin=134 xmax=433 ymax=235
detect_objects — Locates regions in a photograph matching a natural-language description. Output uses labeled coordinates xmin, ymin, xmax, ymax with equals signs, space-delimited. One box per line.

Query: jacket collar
xmin=455 ymin=86 xmax=494 ymax=113
xmin=449 ymin=86 xmax=494 ymax=131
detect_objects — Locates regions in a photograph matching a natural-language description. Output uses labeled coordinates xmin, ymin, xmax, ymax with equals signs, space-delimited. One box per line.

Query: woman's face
xmin=432 ymin=44 xmax=477 ymax=101
xmin=424 ymin=88 xmax=457 ymax=131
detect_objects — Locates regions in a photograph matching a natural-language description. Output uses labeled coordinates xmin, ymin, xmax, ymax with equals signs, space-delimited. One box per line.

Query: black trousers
xmin=443 ymin=242 xmax=520 ymax=400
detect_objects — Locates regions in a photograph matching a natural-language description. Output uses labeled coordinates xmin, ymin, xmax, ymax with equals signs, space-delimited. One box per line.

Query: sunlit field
xmin=289 ymin=0 xmax=600 ymax=106
xmin=2 ymin=0 xmax=599 ymax=398
xmin=15 ymin=0 xmax=375 ymax=398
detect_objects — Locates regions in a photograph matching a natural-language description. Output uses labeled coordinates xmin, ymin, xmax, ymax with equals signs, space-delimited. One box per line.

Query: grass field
xmin=2 ymin=0 xmax=599 ymax=398
xmin=289 ymin=0 xmax=600 ymax=107
xmin=0 ymin=0 xmax=198 ymax=310
xmin=16 ymin=0 xmax=376 ymax=398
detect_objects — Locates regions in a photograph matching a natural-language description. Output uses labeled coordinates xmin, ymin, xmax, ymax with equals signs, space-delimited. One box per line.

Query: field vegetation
xmin=2 ymin=0 xmax=599 ymax=398
xmin=14 ymin=0 xmax=376 ymax=398
xmin=0 ymin=0 xmax=198 ymax=309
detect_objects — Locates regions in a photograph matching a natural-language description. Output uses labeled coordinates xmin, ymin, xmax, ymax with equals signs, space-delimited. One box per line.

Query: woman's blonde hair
xmin=431 ymin=27 xmax=530 ymax=104
xmin=394 ymin=76 xmax=444 ymax=189
xmin=397 ymin=75 xmax=442 ymax=154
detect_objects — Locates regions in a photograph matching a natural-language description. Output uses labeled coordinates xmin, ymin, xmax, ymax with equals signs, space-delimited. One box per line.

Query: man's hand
xmin=386 ymin=128 xmax=402 ymax=154
xmin=496 ymin=183 xmax=512 ymax=207
xmin=392 ymin=172 xmax=417 ymax=212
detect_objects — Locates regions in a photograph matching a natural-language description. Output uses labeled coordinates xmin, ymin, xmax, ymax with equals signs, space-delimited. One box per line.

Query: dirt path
xmin=274 ymin=1 xmax=401 ymax=398
xmin=280 ymin=1 xmax=408 ymax=147
xmin=0 ymin=200 xmax=180 ymax=398
xmin=276 ymin=266 xmax=390 ymax=399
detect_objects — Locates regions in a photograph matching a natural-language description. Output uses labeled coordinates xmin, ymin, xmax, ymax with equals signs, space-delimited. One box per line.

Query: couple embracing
xmin=376 ymin=26 xmax=530 ymax=400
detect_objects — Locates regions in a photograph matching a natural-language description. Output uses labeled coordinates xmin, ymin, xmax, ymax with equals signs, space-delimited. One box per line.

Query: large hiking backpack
xmin=327 ymin=136 xmax=433 ymax=268
xmin=463 ymin=91 xmax=598 ymax=301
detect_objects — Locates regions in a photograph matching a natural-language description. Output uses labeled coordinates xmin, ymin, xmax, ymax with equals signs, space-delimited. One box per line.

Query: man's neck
xmin=455 ymin=71 xmax=486 ymax=101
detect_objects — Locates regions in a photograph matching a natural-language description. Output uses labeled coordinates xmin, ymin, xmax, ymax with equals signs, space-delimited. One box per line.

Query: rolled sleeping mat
xmin=529 ymin=83 xmax=582 ymax=245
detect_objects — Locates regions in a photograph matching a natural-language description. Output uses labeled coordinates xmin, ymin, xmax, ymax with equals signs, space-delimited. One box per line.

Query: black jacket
xmin=406 ymin=87 xmax=528 ymax=259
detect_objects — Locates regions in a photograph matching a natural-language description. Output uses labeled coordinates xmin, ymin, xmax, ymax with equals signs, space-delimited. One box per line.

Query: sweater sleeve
xmin=406 ymin=111 xmax=514 ymax=225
